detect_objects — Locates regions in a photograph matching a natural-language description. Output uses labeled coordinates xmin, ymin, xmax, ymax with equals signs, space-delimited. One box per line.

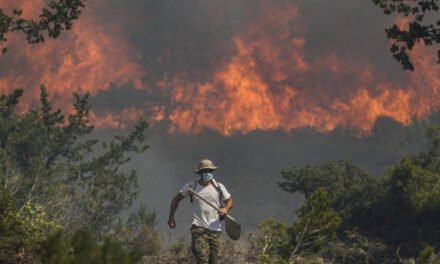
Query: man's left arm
xmin=219 ymin=197 xmax=233 ymax=216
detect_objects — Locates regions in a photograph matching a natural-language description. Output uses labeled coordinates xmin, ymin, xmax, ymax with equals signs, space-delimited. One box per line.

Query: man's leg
xmin=208 ymin=231 xmax=221 ymax=264
xmin=191 ymin=226 xmax=210 ymax=264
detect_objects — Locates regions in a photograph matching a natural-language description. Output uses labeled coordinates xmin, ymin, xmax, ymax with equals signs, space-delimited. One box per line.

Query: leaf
xmin=390 ymin=44 xmax=399 ymax=53
xmin=12 ymin=9 xmax=23 ymax=16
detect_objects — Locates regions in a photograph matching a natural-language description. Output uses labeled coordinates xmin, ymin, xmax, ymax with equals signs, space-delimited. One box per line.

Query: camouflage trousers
xmin=191 ymin=225 xmax=221 ymax=264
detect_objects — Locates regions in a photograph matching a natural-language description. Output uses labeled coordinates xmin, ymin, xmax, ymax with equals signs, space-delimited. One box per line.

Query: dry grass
xmin=143 ymin=233 xmax=258 ymax=264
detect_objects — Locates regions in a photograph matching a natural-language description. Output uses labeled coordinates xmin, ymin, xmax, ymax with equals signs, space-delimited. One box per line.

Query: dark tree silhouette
xmin=0 ymin=0 xmax=86 ymax=54
xmin=372 ymin=0 xmax=440 ymax=70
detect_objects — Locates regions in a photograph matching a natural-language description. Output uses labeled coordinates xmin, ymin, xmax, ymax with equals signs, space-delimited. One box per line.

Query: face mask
xmin=202 ymin=172 xmax=214 ymax=182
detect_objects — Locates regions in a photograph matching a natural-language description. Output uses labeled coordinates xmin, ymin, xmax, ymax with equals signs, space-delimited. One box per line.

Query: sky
xmin=0 ymin=0 xmax=439 ymax=240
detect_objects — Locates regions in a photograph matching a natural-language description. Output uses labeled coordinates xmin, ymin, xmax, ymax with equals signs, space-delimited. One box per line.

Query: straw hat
xmin=195 ymin=159 xmax=218 ymax=173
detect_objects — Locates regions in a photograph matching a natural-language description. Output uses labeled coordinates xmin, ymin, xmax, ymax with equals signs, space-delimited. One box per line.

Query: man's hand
xmin=168 ymin=193 xmax=184 ymax=229
xmin=218 ymin=208 xmax=228 ymax=216
xmin=168 ymin=217 xmax=176 ymax=228
xmin=219 ymin=197 xmax=233 ymax=218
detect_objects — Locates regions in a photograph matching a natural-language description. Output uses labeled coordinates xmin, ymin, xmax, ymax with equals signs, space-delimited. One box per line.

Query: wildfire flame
xmin=0 ymin=1 xmax=438 ymax=135
xmin=0 ymin=0 xmax=146 ymax=115
xmin=166 ymin=3 xmax=440 ymax=135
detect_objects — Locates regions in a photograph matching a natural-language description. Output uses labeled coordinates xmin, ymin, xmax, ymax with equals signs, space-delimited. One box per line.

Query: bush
xmin=42 ymin=228 xmax=142 ymax=264
xmin=0 ymin=186 xmax=58 ymax=262
xmin=0 ymin=186 xmax=25 ymax=262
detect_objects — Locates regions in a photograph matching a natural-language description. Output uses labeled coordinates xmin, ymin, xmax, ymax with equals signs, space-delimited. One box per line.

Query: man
xmin=168 ymin=159 xmax=234 ymax=264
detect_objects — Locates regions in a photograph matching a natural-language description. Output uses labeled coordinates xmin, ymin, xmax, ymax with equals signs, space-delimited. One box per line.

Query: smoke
xmin=0 ymin=0 xmax=146 ymax=125
xmin=134 ymin=115 xmax=433 ymax=239
xmin=1 ymin=0 xmax=439 ymax=237
xmin=1 ymin=0 xmax=438 ymax=134
xmin=163 ymin=2 xmax=439 ymax=135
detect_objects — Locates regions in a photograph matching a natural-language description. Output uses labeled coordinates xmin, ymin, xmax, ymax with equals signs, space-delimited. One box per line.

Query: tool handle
xmin=188 ymin=188 xmax=235 ymax=222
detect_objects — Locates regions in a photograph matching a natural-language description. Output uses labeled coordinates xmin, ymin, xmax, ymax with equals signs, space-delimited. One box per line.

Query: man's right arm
xmin=168 ymin=192 xmax=185 ymax=228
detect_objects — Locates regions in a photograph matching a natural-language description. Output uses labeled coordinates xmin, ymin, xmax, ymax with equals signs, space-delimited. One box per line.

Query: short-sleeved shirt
xmin=180 ymin=181 xmax=231 ymax=231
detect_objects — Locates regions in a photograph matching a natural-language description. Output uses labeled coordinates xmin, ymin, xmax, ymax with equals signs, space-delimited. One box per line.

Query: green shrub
xmin=41 ymin=228 xmax=142 ymax=264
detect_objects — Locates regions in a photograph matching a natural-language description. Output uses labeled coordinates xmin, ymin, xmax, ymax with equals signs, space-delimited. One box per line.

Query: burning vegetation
xmin=1 ymin=0 xmax=439 ymax=135
xmin=1 ymin=0 xmax=440 ymax=263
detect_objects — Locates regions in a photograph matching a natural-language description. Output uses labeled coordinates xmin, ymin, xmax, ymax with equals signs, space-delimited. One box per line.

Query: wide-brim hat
xmin=195 ymin=159 xmax=218 ymax=173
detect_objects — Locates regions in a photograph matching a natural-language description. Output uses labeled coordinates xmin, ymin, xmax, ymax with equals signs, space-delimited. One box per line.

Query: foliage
xmin=0 ymin=86 xmax=149 ymax=238
xmin=368 ymin=127 xmax=440 ymax=251
xmin=256 ymin=189 xmax=340 ymax=263
xmin=257 ymin=217 xmax=290 ymax=263
xmin=41 ymin=228 xmax=142 ymax=264
xmin=385 ymin=158 xmax=440 ymax=212
xmin=371 ymin=0 xmax=440 ymax=70
xmin=324 ymin=230 xmax=390 ymax=264
xmin=0 ymin=0 xmax=86 ymax=54
xmin=279 ymin=160 xmax=382 ymax=227
xmin=0 ymin=186 xmax=25 ymax=262
xmin=0 ymin=186 xmax=59 ymax=262
xmin=19 ymin=201 xmax=61 ymax=249
xmin=0 ymin=87 xmax=158 ymax=261
xmin=417 ymin=246 xmax=440 ymax=264
xmin=289 ymin=189 xmax=341 ymax=259
xmin=0 ymin=86 xmax=155 ymax=261
xmin=272 ymin=125 xmax=440 ymax=262
xmin=115 ymin=205 xmax=161 ymax=256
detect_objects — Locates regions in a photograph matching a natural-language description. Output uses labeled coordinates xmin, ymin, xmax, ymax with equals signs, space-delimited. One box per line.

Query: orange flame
xmin=165 ymin=2 xmax=439 ymax=135
xmin=0 ymin=0 xmax=146 ymax=111
xmin=0 ymin=1 xmax=438 ymax=135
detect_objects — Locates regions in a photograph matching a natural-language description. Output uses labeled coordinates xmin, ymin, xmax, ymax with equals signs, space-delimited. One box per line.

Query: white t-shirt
xmin=180 ymin=181 xmax=231 ymax=231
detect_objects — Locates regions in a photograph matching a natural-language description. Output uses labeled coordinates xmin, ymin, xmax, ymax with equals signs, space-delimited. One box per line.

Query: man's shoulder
xmin=216 ymin=182 xmax=232 ymax=200
xmin=216 ymin=182 xmax=227 ymax=188
xmin=215 ymin=182 xmax=231 ymax=193
xmin=179 ymin=182 xmax=197 ymax=195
